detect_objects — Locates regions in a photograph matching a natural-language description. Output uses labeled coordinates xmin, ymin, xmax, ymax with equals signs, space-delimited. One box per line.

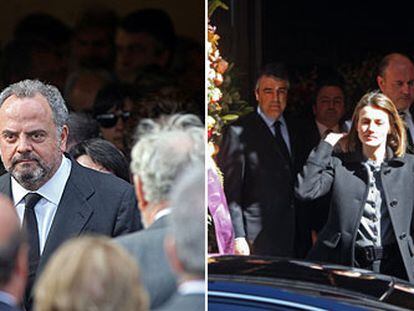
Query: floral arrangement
xmin=207 ymin=0 xmax=252 ymax=150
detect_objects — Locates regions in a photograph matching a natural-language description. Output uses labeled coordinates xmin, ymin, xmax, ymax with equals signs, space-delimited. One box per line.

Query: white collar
xmin=154 ymin=208 xmax=171 ymax=222
xmin=178 ymin=279 xmax=205 ymax=295
xmin=12 ymin=156 xmax=72 ymax=206
xmin=315 ymin=120 xmax=340 ymax=136
xmin=257 ymin=106 xmax=286 ymax=128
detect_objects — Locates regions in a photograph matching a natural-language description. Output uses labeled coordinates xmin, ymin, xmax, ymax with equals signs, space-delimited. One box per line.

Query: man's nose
xmin=16 ymin=137 xmax=33 ymax=153
xmin=401 ymin=83 xmax=410 ymax=94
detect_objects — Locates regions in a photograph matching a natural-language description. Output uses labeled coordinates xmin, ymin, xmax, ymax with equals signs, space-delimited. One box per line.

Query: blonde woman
xmin=296 ymin=91 xmax=414 ymax=282
xmin=34 ymin=236 xmax=148 ymax=311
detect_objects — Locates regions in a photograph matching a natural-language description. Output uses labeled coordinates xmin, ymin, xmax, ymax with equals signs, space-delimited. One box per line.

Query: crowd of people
xmin=0 ymin=6 xmax=205 ymax=311
xmin=213 ymin=52 xmax=414 ymax=283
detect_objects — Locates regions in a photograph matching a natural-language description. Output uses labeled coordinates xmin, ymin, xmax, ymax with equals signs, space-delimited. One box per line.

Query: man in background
xmin=115 ymin=9 xmax=176 ymax=83
xmin=217 ymin=62 xmax=303 ymax=256
xmin=377 ymin=53 xmax=414 ymax=152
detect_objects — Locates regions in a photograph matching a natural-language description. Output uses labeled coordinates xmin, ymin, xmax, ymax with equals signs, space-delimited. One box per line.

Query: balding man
xmin=377 ymin=53 xmax=414 ymax=152
xmin=0 ymin=195 xmax=27 ymax=311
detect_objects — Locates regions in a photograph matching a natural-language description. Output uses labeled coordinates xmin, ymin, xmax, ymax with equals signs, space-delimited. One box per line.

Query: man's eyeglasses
xmin=95 ymin=111 xmax=131 ymax=128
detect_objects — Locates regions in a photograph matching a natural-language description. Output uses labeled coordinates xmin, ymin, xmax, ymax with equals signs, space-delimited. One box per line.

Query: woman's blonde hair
xmin=34 ymin=235 xmax=148 ymax=311
xmin=345 ymin=91 xmax=406 ymax=157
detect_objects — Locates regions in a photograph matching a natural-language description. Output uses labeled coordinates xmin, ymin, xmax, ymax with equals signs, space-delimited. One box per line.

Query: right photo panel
xmin=207 ymin=0 xmax=414 ymax=309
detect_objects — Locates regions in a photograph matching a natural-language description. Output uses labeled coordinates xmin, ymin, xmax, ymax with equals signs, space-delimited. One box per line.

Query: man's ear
xmin=59 ymin=125 xmax=69 ymax=152
xmin=164 ymin=236 xmax=183 ymax=274
xmin=134 ymin=176 xmax=148 ymax=211
xmin=377 ymin=75 xmax=385 ymax=93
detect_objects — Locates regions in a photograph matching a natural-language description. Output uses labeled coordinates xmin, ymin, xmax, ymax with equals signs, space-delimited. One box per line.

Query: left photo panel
xmin=0 ymin=1 xmax=206 ymax=311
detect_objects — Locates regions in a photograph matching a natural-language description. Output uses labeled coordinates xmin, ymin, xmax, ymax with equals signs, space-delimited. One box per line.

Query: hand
xmin=324 ymin=132 xmax=346 ymax=147
xmin=234 ymin=237 xmax=250 ymax=255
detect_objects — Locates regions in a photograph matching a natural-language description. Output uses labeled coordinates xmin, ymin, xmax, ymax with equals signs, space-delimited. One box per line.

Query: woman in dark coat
xmin=295 ymin=91 xmax=414 ymax=282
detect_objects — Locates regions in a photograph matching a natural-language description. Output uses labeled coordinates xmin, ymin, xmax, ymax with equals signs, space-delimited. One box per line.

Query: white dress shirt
xmin=12 ymin=156 xmax=72 ymax=254
xmin=257 ymin=106 xmax=291 ymax=154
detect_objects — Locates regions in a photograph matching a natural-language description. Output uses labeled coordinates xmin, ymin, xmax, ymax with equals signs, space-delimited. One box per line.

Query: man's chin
xmin=396 ymin=99 xmax=413 ymax=111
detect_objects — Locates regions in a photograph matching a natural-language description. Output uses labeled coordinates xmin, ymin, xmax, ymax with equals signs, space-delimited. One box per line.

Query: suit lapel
xmin=39 ymin=160 xmax=95 ymax=270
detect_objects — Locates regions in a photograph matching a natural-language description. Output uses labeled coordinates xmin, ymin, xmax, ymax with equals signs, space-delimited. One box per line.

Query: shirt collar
xmin=154 ymin=208 xmax=171 ymax=222
xmin=12 ymin=155 xmax=72 ymax=206
xmin=257 ymin=106 xmax=287 ymax=128
xmin=178 ymin=279 xmax=205 ymax=295
xmin=315 ymin=120 xmax=340 ymax=136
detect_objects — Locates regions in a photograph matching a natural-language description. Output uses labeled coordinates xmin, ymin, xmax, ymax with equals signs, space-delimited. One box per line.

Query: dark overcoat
xmin=295 ymin=141 xmax=414 ymax=282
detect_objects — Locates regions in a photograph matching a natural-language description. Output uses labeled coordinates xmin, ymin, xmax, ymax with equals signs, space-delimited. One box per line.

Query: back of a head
xmin=130 ymin=114 xmax=204 ymax=204
xmin=70 ymin=138 xmax=130 ymax=182
xmin=169 ymin=165 xmax=205 ymax=277
xmin=34 ymin=235 xmax=148 ymax=311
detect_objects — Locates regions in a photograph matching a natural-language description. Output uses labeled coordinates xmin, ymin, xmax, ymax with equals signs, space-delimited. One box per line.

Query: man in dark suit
xmin=377 ymin=53 xmax=414 ymax=153
xmin=217 ymin=63 xmax=302 ymax=257
xmin=0 ymin=79 xmax=142 ymax=310
xmin=116 ymin=114 xmax=204 ymax=309
xmin=158 ymin=166 xmax=205 ymax=311
xmin=296 ymin=75 xmax=349 ymax=257
xmin=0 ymin=195 xmax=27 ymax=311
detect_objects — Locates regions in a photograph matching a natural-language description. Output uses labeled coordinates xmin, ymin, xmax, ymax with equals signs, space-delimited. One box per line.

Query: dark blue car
xmin=209 ymin=255 xmax=414 ymax=310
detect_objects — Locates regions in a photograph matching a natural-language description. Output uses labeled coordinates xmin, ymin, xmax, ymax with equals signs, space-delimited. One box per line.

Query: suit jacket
xmin=404 ymin=107 xmax=414 ymax=154
xmin=155 ymin=293 xmax=204 ymax=311
xmin=0 ymin=156 xmax=142 ymax=310
xmin=116 ymin=215 xmax=177 ymax=309
xmin=217 ymin=112 xmax=303 ymax=256
xmin=296 ymin=141 xmax=414 ymax=282
xmin=0 ymin=301 xmax=21 ymax=311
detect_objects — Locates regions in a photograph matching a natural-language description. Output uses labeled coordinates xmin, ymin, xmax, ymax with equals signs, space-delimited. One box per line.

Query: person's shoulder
xmin=156 ymin=293 xmax=204 ymax=311
xmin=115 ymin=230 xmax=143 ymax=247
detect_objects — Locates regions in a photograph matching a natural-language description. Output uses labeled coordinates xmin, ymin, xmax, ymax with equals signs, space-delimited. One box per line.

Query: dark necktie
xmin=23 ymin=192 xmax=42 ymax=311
xmin=273 ymin=121 xmax=290 ymax=161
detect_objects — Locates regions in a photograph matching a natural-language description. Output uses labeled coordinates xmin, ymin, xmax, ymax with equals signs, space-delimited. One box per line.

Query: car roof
xmin=208 ymin=255 xmax=414 ymax=310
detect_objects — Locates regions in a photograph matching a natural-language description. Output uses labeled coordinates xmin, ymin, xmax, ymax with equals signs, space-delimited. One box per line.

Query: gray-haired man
xmin=0 ymin=79 xmax=142 ymax=310
xmin=116 ymin=114 xmax=204 ymax=309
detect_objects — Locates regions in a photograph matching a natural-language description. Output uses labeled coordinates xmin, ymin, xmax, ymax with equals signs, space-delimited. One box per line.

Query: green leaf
xmin=221 ymin=114 xmax=240 ymax=121
xmin=208 ymin=0 xmax=229 ymax=18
